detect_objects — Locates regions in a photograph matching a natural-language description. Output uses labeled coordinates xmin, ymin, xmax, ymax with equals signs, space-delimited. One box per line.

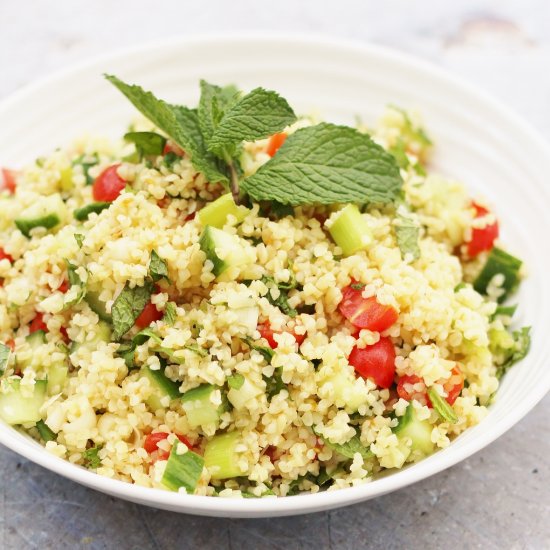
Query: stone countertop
xmin=1 ymin=1 xmax=549 ymax=548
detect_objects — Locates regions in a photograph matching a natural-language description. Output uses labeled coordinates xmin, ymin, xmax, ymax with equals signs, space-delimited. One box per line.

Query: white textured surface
xmin=0 ymin=1 xmax=549 ymax=547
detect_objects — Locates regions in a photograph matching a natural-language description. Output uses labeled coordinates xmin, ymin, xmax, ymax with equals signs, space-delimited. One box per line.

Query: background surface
xmin=1 ymin=1 xmax=549 ymax=548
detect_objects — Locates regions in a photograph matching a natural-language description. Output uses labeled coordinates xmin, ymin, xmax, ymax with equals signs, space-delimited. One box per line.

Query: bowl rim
xmin=0 ymin=31 xmax=548 ymax=517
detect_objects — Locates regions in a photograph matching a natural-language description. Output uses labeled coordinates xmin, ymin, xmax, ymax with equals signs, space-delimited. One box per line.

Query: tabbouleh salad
xmin=0 ymin=77 xmax=530 ymax=497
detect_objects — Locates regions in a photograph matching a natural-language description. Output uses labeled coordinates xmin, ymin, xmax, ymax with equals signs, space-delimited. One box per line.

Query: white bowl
xmin=0 ymin=34 xmax=548 ymax=518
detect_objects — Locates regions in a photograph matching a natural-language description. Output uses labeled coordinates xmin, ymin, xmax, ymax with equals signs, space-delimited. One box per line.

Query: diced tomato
xmin=339 ymin=284 xmax=398 ymax=331
xmin=467 ymin=202 xmax=499 ymax=257
xmin=92 ymin=164 xmax=126 ymax=202
xmin=163 ymin=142 xmax=185 ymax=157
xmin=6 ymin=339 xmax=15 ymax=351
xmin=184 ymin=211 xmax=196 ymax=222
xmin=1 ymin=168 xmax=17 ymax=194
xmin=135 ymin=302 xmax=163 ymax=329
xmin=29 ymin=312 xmax=47 ymax=334
xmin=58 ymin=280 xmax=70 ymax=293
xmin=144 ymin=432 xmax=194 ymax=462
xmin=0 ymin=248 xmax=13 ymax=263
xmin=266 ymin=132 xmax=287 ymax=157
xmin=348 ymin=337 xmax=396 ymax=389
xmin=443 ymin=366 xmax=464 ymax=405
xmin=397 ymin=374 xmax=429 ymax=405
xmin=258 ymin=321 xmax=306 ymax=349
xmin=60 ymin=326 xmax=69 ymax=343
xmin=264 ymin=445 xmax=277 ymax=462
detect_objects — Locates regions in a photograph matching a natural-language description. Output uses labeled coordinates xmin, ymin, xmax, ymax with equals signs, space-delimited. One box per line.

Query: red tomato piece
xmin=135 ymin=302 xmax=163 ymax=329
xmin=348 ymin=337 xmax=396 ymax=389
xmin=1 ymin=168 xmax=17 ymax=194
xmin=163 ymin=142 xmax=185 ymax=157
xmin=144 ymin=432 xmax=194 ymax=461
xmin=58 ymin=280 xmax=70 ymax=293
xmin=339 ymin=284 xmax=398 ymax=331
xmin=397 ymin=374 xmax=429 ymax=405
xmin=467 ymin=202 xmax=499 ymax=257
xmin=184 ymin=211 xmax=196 ymax=222
xmin=443 ymin=366 xmax=464 ymax=405
xmin=0 ymin=248 xmax=13 ymax=263
xmin=29 ymin=312 xmax=47 ymax=334
xmin=266 ymin=132 xmax=287 ymax=157
xmin=6 ymin=339 xmax=15 ymax=351
xmin=92 ymin=164 xmax=126 ymax=202
xmin=258 ymin=321 xmax=306 ymax=349
xmin=60 ymin=326 xmax=69 ymax=343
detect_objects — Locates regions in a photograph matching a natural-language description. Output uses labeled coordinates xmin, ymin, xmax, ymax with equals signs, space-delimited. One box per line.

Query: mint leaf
xmin=242 ymin=337 xmax=274 ymax=363
xmin=207 ymin=87 xmax=296 ymax=155
xmin=63 ymin=260 xmax=87 ymax=308
xmin=264 ymin=367 xmax=285 ymax=401
xmin=314 ymin=429 xmax=373 ymax=460
xmin=227 ymin=373 xmax=245 ymax=390
xmin=426 ymin=387 xmax=458 ymax=424
xmin=105 ymin=75 xmax=228 ymax=184
xmin=242 ymin=123 xmax=402 ymax=205
xmin=0 ymin=343 xmax=11 ymax=375
xmin=74 ymin=233 xmax=84 ymax=248
xmin=111 ymin=281 xmax=154 ymax=340
xmin=82 ymin=445 xmax=103 ymax=469
xmin=163 ymin=302 xmax=177 ymax=326
xmin=124 ymin=131 xmax=166 ymax=158
xmin=149 ymin=250 xmax=169 ymax=282
xmin=198 ymin=80 xmax=239 ymax=142
xmin=261 ymin=276 xmax=297 ymax=317
xmin=72 ymin=153 xmax=98 ymax=185
xmin=395 ymin=212 xmax=420 ymax=260
xmin=496 ymin=326 xmax=531 ymax=379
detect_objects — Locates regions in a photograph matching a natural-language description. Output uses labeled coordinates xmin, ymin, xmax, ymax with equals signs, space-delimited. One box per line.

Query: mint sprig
xmin=105 ymin=76 xmax=402 ymax=206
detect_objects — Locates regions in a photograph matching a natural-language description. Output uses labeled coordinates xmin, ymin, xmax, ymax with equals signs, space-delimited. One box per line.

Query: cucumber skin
xmin=85 ymin=291 xmax=112 ymax=322
xmin=73 ymin=202 xmax=110 ymax=221
xmin=393 ymin=402 xmax=435 ymax=456
xmin=161 ymin=444 xmax=205 ymax=493
xmin=198 ymin=193 xmax=248 ymax=229
xmin=199 ymin=226 xmax=228 ymax=276
xmin=181 ymin=383 xmax=222 ymax=428
xmin=141 ymin=366 xmax=181 ymax=411
xmin=15 ymin=214 xmax=60 ymax=238
xmin=203 ymin=431 xmax=244 ymax=480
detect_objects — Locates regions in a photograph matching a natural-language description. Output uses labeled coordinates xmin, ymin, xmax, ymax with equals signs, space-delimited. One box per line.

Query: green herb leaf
xmin=63 ymin=260 xmax=87 ymax=308
xmin=395 ymin=211 xmax=421 ymax=261
xmin=264 ymin=367 xmax=286 ymax=401
xmin=0 ymin=342 xmax=11 ymax=375
xmin=163 ymin=302 xmax=177 ymax=326
xmin=74 ymin=233 xmax=84 ymax=248
xmin=426 ymin=387 xmax=458 ymax=424
xmin=184 ymin=343 xmax=208 ymax=357
xmin=227 ymin=373 xmax=245 ymax=390
xmin=314 ymin=429 xmax=373 ymax=460
xmin=72 ymin=153 xmax=99 ymax=185
xmin=242 ymin=123 xmax=402 ymax=206
xmin=492 ymin=304 xmax=518 ymax=321
xmin=73 ymin=202 xmax=110 ymax=222
xmin=267 ymin=201 xmax=294 ymax=219
xmin=207 ymin=87 xmax=296 ymax=155
xmin=495 ymin=326 xmax=531 ymax=379
xmin=82 ymin=445 xmax=103 ymax=469
xmin=261 ymin=276 xmax=297 ymax=317
xmin=111 ymin=281 xmax=154 ymax=340
xmin=36 ymin=419 xmax=56 ymax=442
xmin=149 ymin=250 xmax=169 ymax=282
xmin=105 ymin=75 xmax=228 ymax=184
xmin=242 ymin=337 xmax=275 ymax=363
xmin=124 ymin=131 xmax=167 ymax=158
xmin=198 ymin=80 xmax=240 ymax=142
xmin=473 ymin=247 xmax=522 ymax=303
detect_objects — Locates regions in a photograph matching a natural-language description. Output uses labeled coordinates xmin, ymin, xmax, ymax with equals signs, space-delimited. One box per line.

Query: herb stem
xmin=228 ymin=161 xmax=240 ymax=205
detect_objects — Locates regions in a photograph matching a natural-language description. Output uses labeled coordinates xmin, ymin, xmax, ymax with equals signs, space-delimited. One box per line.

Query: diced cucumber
xmin=0 ymin=379 xmax=47 ymax=425
xmin=181 ymin=384 xmax=224 ymax=428
xmin=15 ymin=193 xmax=67 ymax=237
xmin=59 ymin=166 xmax=74 ymax=192
xmin=393 ymin=402 xmax=435 ymax=456
xmin=73 ymin=202 xmax=110 ymax=221
xmin=198 ymin=193 xmax=249 ymax=228
xmin=85 ymin=291 xmax=112 ymax=322
xmin=47 ymin=363 xmax=68 ymax=395
xmin=70 ymin=320 xmax=112 ymax=355
xmin=161 ymin=443 xmax=205 ymax=493
xmin=199 ymin=225 xmax=251 ymax=277
xmin=317 ymin=364 xmax=368 ymax=413
xmin=328 ymin=204 xmax=372 ymax=256
xmin=227 ymin=378 xmax=262 ymax=411
xmin=17 ymin=330 xmax=47 ymax=370
xmin=473 ymin=247 xmax=522 ymax=303
xmin=140 ymin=366 xmax=181 ymax=411
xmin=204 ymin=431 xmax=246 ymax=479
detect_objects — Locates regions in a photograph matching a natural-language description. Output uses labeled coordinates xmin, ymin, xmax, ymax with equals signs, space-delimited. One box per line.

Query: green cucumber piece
xmin=140 ymin=366 xmax=181 ymax=411
xmin=17 ymin=330 xmax=47 ymax=370
xmin=36 ymin=419 xmax=56 ymax=442
xmin=85 ymin=291 xmax=112 ymax=322
xmin=204 ymin=431 xmax=246 ymax=480
xmin=73 ymin=202 xmax=110 ymax=221
xmin=15 ymin=194 xmax=66 ymax=237
xmin=0 ymin=379 xmax=47 ymax=425
xmin=328 ymin=204 xmax=372 ymax=256
xmin=198 ymin=193 xmax=249 ymax=228
xmin=199 ymin=225 xmax=249 ymax=277
xmin=47 ymin=363 xmax=68 ymax=395
xmin=473 ymin=247 xmax=522 ymax=303
xmin=161 ymin=444 xmax=205 ymax=493
xmin=393 ymin=402 xmax=435 ymax=456
xmin=70 ymin=320 xmax=112 ymax=355
xmin=181 ymin=384 xmax=224 ymax=428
